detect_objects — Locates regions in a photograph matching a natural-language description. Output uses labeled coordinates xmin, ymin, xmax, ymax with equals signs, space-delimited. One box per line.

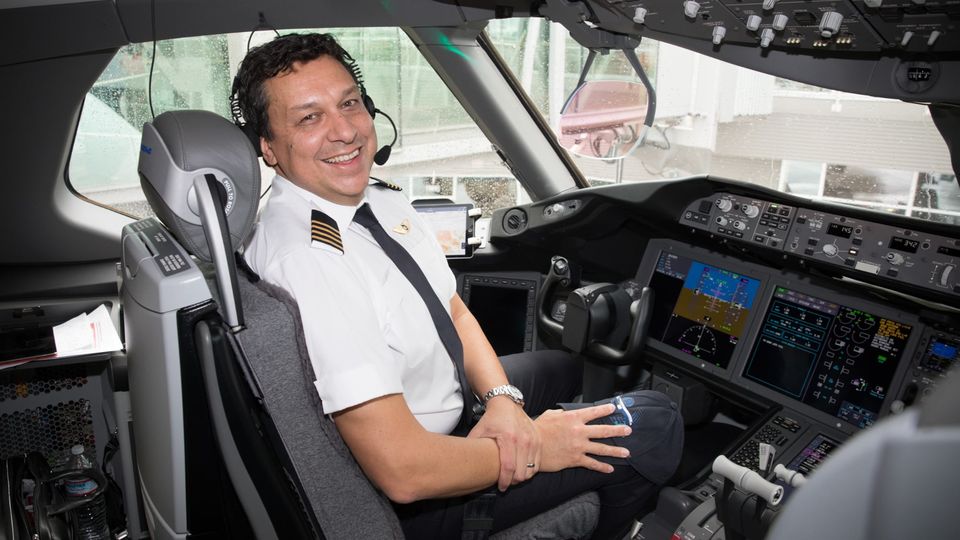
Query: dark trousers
xmin=394 ymin=350 xmax=662 ymax=540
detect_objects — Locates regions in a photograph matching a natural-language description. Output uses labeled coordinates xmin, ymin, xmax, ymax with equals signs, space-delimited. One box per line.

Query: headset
xmin=229 ymin=36 xmax=398 ymax=167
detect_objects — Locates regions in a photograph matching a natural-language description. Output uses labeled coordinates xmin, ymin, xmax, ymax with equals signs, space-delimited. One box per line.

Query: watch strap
xmin=482 ymin=384 xmax=524 ymax=406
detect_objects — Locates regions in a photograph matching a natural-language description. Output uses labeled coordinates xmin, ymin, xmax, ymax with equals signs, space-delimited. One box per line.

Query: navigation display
xmin=744 ymin=287 xmax=912 ymax=428
xmin=648 ymin=252 xmax=762 ymax=369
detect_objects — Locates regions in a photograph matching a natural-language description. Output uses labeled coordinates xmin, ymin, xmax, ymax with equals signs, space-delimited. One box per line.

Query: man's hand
xmin=535 ymin=403 xmax=632 ymax=474
xmin=467 ymin=397 xmax=541 ymax=491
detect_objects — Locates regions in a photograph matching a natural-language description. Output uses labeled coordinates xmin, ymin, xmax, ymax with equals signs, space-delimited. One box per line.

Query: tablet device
xmin=414 ymin=202 xmax=475 ymax=258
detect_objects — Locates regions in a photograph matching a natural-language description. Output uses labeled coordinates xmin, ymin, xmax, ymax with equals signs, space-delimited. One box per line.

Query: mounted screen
xmin=784 ymin=434 xmax=840 ymax=477
xmin=461 ymin=274 xmax=538 ymax=356
xmin=919 ymin=334 xmax=959 ymax=374
xmin=743 ymin=287 xmax=913 ymax=429
xmin=468 ymin=285 xmax=528 ymax=355
xmin=647 ymin=251 xmax=762 ymax=369
xmin=414 ymin=203 xmax=474 ymax=258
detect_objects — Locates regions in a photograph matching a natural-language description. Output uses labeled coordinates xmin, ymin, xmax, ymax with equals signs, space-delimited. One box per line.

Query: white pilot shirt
xmin=244 ymin=175 xmax=463 ymax=434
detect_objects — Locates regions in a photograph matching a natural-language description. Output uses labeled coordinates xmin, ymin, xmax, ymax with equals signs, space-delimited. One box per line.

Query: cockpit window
xmin=68 ymin=29 xmax=527 ymax=220
xmin=486 ymin=19 xmax=958 ymax=225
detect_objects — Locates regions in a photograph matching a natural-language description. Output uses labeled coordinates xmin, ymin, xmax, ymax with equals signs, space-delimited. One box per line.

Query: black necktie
xmin=353 ymin=203 xmax=472 ymax=433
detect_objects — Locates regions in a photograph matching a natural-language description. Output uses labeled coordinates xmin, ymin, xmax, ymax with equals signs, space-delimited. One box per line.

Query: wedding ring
xmin=526 ymin=463 xmax=536 ymax=468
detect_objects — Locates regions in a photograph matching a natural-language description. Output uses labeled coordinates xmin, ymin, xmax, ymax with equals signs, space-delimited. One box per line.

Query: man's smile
xmin=323 ymin=148 xmax=361 ymax=164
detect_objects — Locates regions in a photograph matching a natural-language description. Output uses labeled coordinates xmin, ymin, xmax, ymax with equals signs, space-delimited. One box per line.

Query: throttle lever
xmin=713 ymin=455 xmax=784 ymax=507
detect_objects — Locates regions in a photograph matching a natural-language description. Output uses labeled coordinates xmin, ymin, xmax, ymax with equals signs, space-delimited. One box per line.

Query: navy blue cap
xmin=559 ymin=390 xmax=684 ymax=484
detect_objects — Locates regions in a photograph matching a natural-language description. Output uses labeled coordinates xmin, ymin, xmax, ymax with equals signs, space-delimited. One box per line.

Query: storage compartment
xmin=0 ymin=298 xmax=145 ymax=538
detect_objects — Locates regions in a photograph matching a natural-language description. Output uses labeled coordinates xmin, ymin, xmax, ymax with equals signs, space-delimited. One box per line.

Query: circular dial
xmin=819 ymin=11 xmax=843 ymax=38
xmin=679 ymin=324 xmax=718 ymax=355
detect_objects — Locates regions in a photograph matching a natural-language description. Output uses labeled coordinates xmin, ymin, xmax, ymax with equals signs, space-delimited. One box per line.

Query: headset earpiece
xmin=230 ymin=92 xmax=264 ymax=158
xmin=363 ymin=93 xmax=376 ymax=118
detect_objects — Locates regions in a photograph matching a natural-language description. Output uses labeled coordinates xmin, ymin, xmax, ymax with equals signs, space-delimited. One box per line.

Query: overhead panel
xmin=601 ymin=0 xmax=959 ymax=55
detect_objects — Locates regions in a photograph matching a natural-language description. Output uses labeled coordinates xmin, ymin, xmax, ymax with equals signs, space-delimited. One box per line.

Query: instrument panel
xmin=491 ymin=176 xmax=958 ymax=433
xmin=636 ymin=239 xmax=956 ymax=435
xmin=680 ymin=192 xmax=960 ymax=299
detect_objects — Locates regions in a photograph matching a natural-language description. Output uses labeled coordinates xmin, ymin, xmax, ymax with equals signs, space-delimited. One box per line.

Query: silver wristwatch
xmin=482 ymin=384 xmax=525 ymax=407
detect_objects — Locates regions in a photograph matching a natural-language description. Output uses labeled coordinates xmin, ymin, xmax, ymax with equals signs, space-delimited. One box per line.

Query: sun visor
xmin=138 ymin=110 xmax=261 ymax=262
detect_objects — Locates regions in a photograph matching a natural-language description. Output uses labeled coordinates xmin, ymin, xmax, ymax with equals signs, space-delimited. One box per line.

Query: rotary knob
xmin=822 ymin=243 xmax=839 ymax=257
xmin=762 ymin=0 xmax=778 ymax=9
xmin=772 ymin=14 xmax=788 ymax=31
xmin=733 ymin=220 xmax=747 ymax=231
xmin=743 ymin=204 xmax=760 ymax=218
xmin=760 ymin=28 xmax=775 ymax=47
xmin=716 ymin=216 xmax=729 ymax=227
xmin=819 ymin=11 xmax=843 ymax=38
xmin=683 ymin=0 xmax=701 ymax=18
xmin=633 ymin=7 xmax=648 ymax=24
xmin=716 ymin=198 xmax=734 ymax=212
xmin=746 ymin=14 xmax=762 ymax=32
xmin=886 ymin=252 xmax=905 ymax=265
xmin=712 ymin=25 xmax=727 ymax=45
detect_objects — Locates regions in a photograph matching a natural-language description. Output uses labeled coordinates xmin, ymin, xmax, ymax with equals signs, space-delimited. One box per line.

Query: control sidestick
xmin=713 ymin=455 xmax=784 ymax=507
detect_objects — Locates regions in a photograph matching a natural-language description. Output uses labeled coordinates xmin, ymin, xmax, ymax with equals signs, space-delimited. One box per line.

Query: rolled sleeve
xmin=270 ymin=248 xmax=403 ymax=414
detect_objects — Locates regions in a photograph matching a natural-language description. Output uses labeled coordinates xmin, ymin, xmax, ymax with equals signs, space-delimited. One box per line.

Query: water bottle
xmin=63 ymin=445 xmax=111 ymax=540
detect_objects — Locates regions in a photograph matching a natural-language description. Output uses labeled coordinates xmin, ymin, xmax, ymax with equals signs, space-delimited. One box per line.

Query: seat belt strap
xmin=462 ymin=490 xmax=497 ymax=540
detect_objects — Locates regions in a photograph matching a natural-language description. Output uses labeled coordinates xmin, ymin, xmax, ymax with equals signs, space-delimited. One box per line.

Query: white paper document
xmin=51 ymin=304 xmax=124 ymax=358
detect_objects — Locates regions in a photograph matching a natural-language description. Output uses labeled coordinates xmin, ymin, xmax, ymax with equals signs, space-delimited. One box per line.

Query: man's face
xmin=260 ymin=55 xmax=377 ymax=206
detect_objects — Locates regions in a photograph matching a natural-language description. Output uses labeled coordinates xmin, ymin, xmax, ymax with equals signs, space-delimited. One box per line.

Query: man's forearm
xmin=335 ymin=394 xmax=501 ymax=503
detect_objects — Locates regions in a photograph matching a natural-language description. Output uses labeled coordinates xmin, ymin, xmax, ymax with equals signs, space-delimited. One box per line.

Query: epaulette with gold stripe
xmin=371 ymin=177 xmax=402 ymax=192
xmin=310 ymin=209 xmax=344 ymax=255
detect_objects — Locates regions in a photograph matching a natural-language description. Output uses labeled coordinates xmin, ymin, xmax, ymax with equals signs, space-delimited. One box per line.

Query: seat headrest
xmin=138 ymin=110 xmax=261 ymax=262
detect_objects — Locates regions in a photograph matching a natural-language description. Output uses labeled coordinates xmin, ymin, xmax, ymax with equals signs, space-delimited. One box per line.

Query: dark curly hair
xmin=230 ymin=33 xmax=366 ymax=141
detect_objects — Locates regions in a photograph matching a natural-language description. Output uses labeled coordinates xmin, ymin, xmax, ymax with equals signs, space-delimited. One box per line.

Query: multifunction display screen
xmin=786 ymin=434 xmax=840 ymax=476
xmin=648 ymin=252 xmax=761 ymax=369
xmin=744 ymin=287 xmax=912 ymax=428
xmin=467 ymin=284 xmax=529 ymax=356
xmin=920 ymin=334 xmax=959 ymax=374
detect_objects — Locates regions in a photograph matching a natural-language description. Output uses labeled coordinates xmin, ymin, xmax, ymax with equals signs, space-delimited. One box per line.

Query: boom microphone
xmin=374 ymin=108 xmax=398 ymax=166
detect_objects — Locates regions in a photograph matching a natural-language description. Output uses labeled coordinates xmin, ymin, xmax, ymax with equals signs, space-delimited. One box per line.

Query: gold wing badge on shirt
xmin=310 ymin=209 xmax=344 ymax=255
xmin=393 ymin=219 xmax=411 ymax=235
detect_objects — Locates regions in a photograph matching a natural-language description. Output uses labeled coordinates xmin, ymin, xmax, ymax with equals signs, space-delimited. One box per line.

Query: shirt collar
xmin=271 ymin=174 xmax=369 ymax=231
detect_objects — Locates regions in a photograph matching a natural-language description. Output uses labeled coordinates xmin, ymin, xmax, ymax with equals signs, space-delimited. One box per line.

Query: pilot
xmin=236 ymin=33 xmax=682 ymax=539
